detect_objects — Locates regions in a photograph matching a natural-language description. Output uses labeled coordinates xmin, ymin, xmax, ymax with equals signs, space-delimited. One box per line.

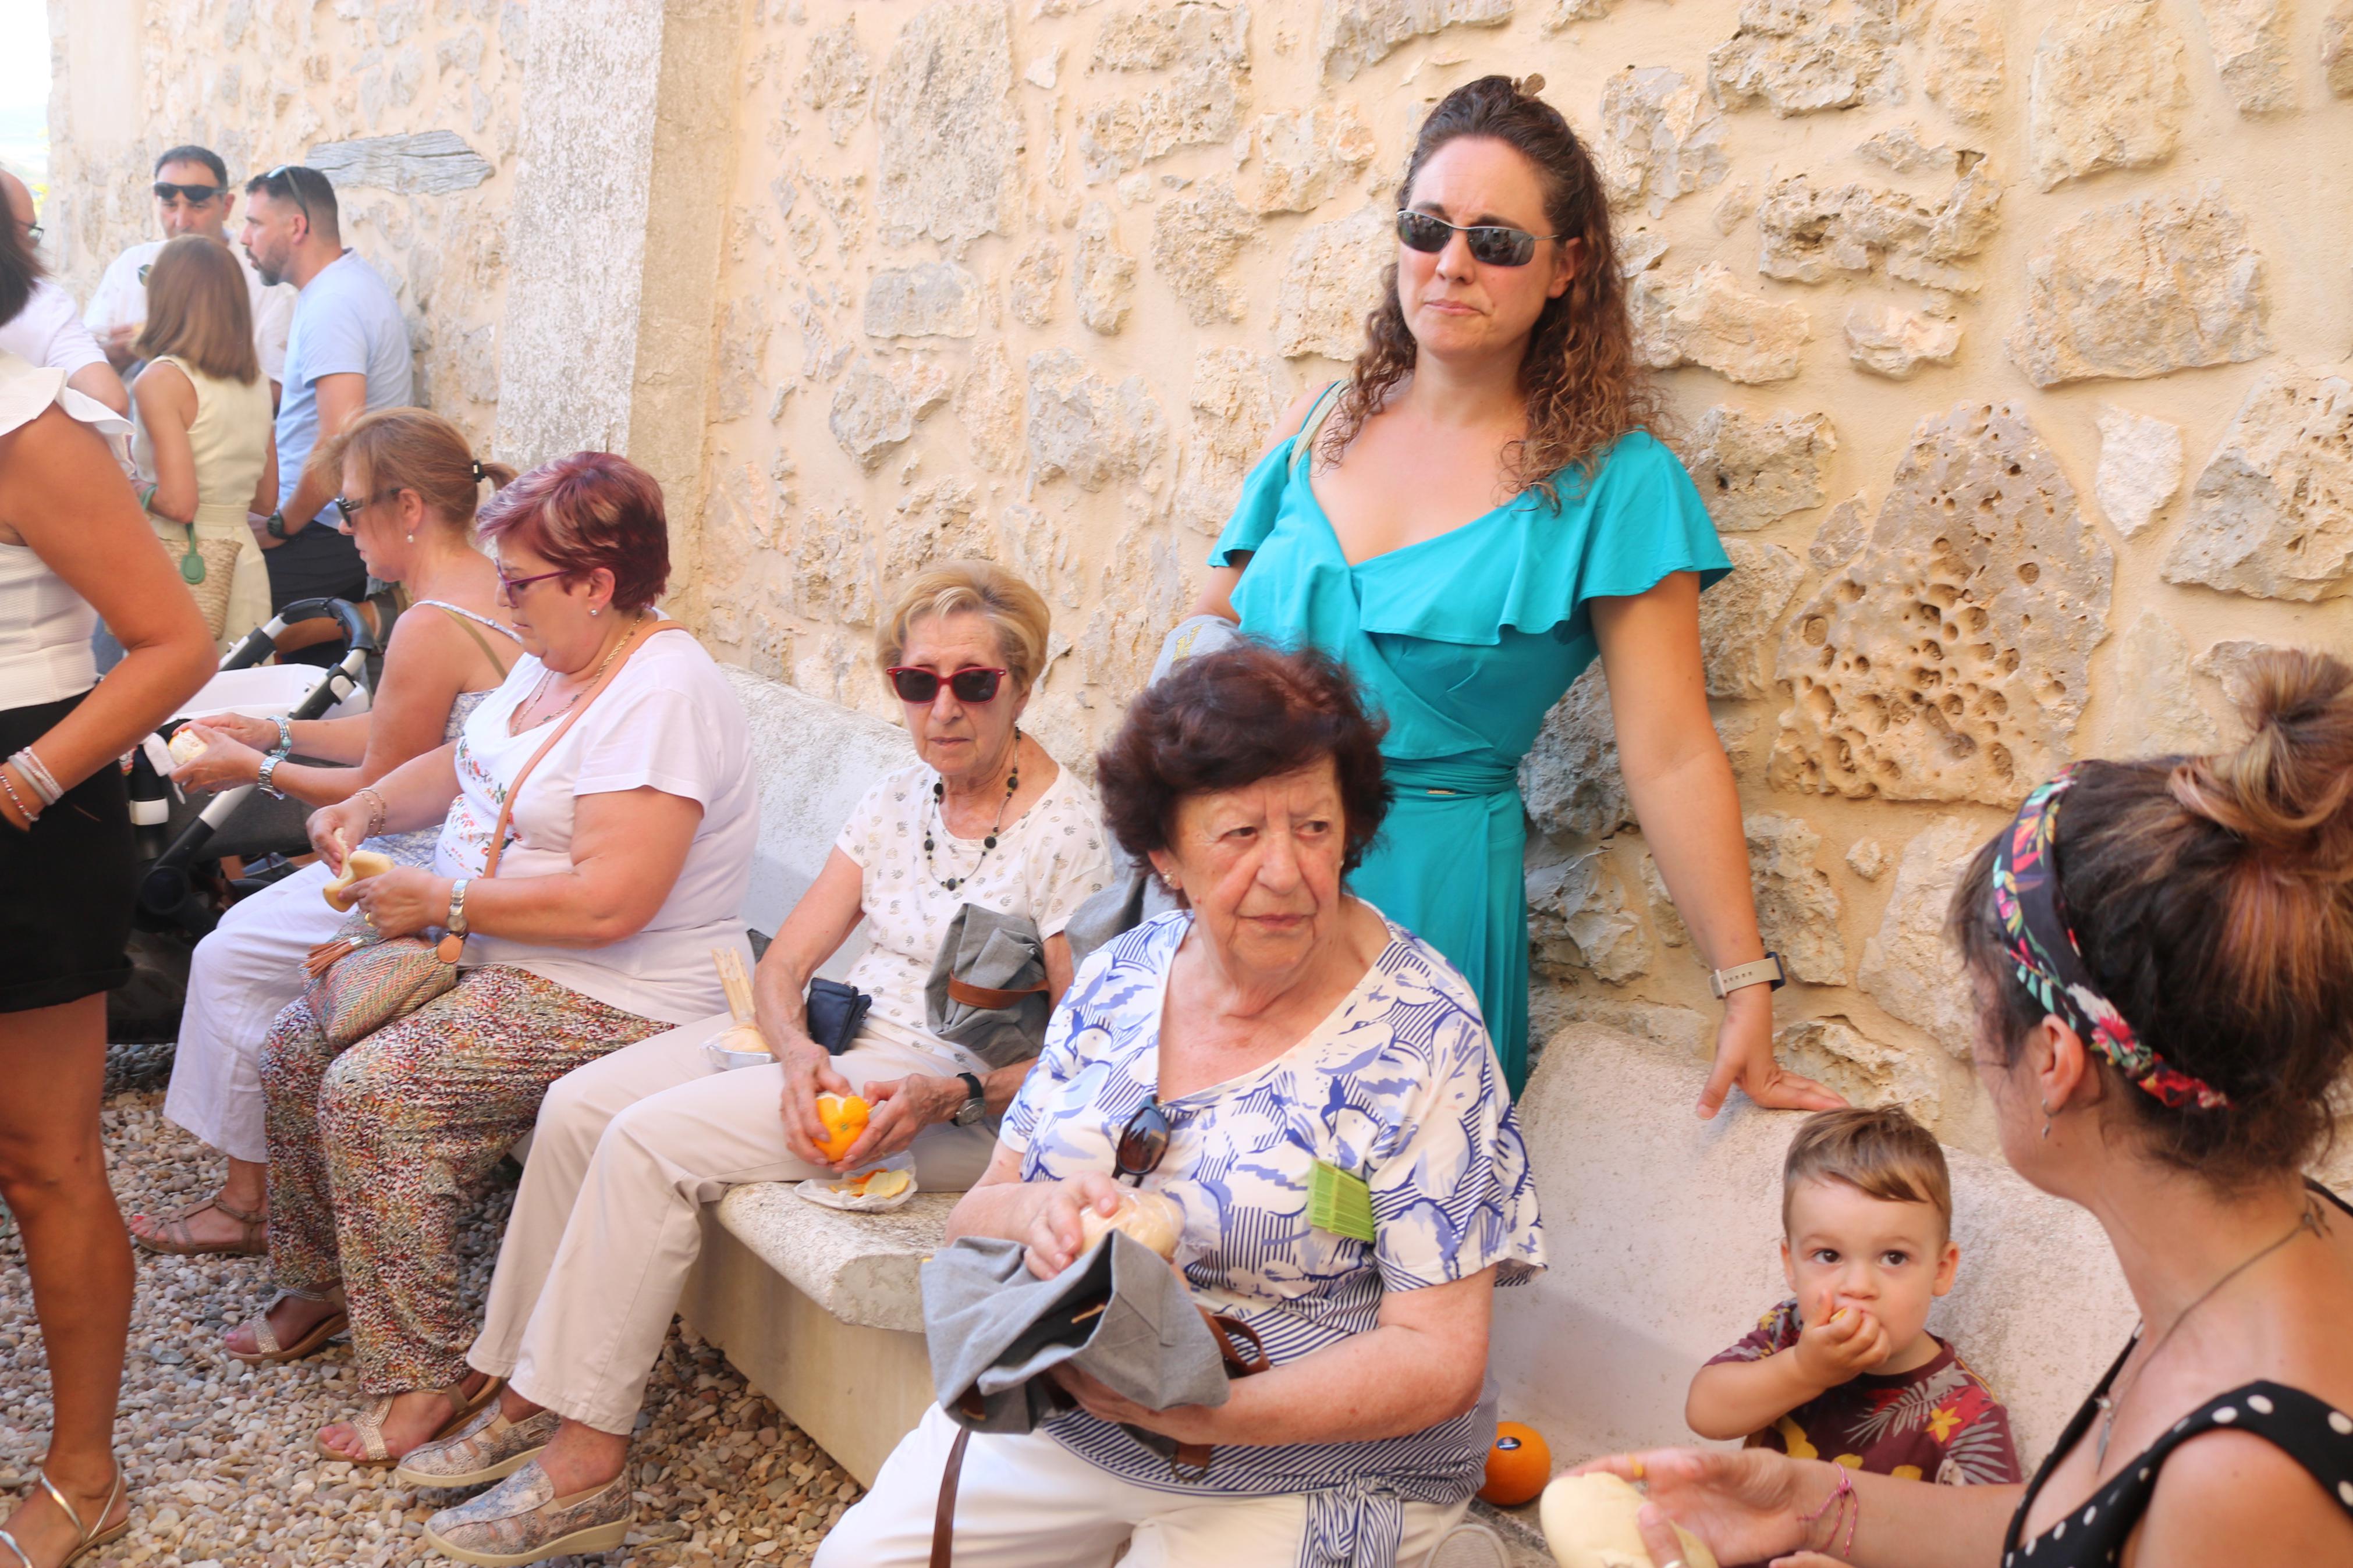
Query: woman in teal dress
xmin=1195 ymin=74 xmax=1839 ymax=1115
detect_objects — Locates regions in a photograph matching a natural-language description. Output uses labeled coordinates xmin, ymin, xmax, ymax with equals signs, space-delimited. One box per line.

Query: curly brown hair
xmin=1319 ymin=74 xmax=1665 ymax=503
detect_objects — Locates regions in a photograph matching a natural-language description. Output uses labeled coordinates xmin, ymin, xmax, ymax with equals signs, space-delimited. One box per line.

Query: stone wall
xmin=43 ymin=0 xmax=524 ymax=456
xmin=48 ymin=0 xmax=2353 ymax=1161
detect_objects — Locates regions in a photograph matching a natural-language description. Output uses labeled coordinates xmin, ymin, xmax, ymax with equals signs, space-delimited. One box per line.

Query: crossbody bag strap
xmin=434 ymin=618 xmax=689 ymax=961
xmin=1287 ymin=379 xmax=1344 ymax=479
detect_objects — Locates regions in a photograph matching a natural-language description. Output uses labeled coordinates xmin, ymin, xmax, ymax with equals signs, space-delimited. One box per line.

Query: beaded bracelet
xmin=10 ymin=746 xmax=62 ymax=807
xmin=270 ymin=714 xmax=294 ymax=756
xmin=0 ymin=766 xmax=39 ymax=828
xmin=354 ymin=786 xmax=389 ymax=839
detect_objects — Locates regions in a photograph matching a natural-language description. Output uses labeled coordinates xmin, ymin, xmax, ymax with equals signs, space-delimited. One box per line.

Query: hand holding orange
xmin=813 ymin=1092 xmax=869 ymax=1162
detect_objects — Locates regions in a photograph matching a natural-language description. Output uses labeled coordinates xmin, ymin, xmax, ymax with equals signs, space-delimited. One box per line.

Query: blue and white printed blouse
xmin=1000 ymin=906 xmax=1547 ymax=1567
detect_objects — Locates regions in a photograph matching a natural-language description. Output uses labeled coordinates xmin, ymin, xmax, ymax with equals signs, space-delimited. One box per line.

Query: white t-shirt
xmin=835 ymin=758 xmax=1114 ymax=1059
xmin=0 ymin=280 xmax=109 ymax=379
xmin=432 ymin=626 xmax=760 ymax=1025
xmin=84 ymin=239 xmax=295 ymax=386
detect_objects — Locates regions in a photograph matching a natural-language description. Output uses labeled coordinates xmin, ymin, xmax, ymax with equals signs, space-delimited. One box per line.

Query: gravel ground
xmin=1 ymin=1047 xmax=863 ymax=1566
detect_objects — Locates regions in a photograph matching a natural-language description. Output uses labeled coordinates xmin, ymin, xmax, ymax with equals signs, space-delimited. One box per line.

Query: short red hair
xmin=477 ymin=450 xmax=669 ymax=611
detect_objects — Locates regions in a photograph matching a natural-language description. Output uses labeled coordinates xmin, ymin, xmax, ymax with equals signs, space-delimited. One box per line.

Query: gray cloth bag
xmin=924 ymin=905 xmax=1051 ymax=1069
xmin=920 ymin=1233 xmax=1238 ymax=1435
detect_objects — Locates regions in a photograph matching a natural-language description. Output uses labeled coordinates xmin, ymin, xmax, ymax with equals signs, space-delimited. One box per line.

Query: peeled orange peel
xmin=834 ymin=1168 xmax=912 ymax=1200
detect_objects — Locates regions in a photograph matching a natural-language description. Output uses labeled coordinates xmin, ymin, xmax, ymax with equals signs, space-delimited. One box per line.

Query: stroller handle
xmin=217 ymin=596 xmax=379 ymax=671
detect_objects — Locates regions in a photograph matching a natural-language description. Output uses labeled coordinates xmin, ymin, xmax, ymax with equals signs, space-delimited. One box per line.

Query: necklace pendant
xmin=945 ymin=877 xmax=960 ymax=891
xmin=2094 ymin=1396 xmax=2114 ymax=1467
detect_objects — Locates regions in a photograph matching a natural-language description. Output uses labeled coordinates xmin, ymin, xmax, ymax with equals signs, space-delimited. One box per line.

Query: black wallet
xmin=805 ymin=977 xmax=872 ymax=1054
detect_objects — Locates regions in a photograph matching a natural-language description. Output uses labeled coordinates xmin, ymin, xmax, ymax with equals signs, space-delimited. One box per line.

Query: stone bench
xmin=675 ymin=666 xmax=2145 ymax=1503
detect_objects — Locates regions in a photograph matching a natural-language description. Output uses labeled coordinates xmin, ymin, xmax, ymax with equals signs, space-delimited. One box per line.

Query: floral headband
xmin=1990 ymin=766 xmax=2230 ymax=1110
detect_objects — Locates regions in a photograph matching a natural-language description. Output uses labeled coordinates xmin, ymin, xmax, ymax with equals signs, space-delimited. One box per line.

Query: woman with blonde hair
xmin=129 ymin=234 xmax=276 ymax=648
xmin=1194 ymin=74 xmax=1836 ymax=1115
xmin=130 ymin=407 xmax=521 ymax=1257
xmin=396 ymin=560 xmax=1111 ymax=1565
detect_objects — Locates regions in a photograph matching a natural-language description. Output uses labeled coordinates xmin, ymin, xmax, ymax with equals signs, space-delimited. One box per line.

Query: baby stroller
xmin=108 ymin=598 xmax=377 ymax=1043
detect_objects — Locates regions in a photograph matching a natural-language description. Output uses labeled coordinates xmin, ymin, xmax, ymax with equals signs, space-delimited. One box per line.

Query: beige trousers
xmin=466 ymin=1010 xmax=999 ymax=1434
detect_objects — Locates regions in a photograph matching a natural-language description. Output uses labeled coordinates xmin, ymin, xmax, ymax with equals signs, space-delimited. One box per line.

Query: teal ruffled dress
xmin=1211 ymin=417 xmax=1730 ymax=1093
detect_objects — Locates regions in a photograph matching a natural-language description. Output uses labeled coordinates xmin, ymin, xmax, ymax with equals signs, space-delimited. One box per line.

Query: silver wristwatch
xmin=447 ymin=877 xmax=471 ymax=939
xmin=1709 ymin=951 xmax=1787 ymax=999
xmin=255 ymin=753 xmax=286 ymax=799
xmin=952 ymin=1071 xmax=988 ymax=1127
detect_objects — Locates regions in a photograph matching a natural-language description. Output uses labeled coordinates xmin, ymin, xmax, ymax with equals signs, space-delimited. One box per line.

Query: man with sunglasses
xmin=237 ymin=162 xmax=414 ymax=616
xmin=81 ymin=145 xmax=293 ymax=399
xmin=0 ymin=171 xmax=129 ymax=416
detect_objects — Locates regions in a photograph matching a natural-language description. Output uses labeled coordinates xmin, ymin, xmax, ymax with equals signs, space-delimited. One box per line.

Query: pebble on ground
xmin=0 ymin=1044 xmax=864 ymax=1566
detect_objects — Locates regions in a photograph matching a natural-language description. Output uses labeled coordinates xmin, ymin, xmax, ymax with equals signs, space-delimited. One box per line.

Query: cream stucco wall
xmin=45 ymin=0 xmax=2353 ymax=1162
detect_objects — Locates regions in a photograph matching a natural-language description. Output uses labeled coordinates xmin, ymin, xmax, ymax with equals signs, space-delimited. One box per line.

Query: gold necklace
xmin=513 ymin=610 xmax=644 ymax=735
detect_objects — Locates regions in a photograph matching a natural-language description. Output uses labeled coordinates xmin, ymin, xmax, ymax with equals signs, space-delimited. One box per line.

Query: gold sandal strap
xmin=34 ymin=1461 xmax=116 ymax=1544
xmin=351 ymin=1398 xmax=394 ymax=1463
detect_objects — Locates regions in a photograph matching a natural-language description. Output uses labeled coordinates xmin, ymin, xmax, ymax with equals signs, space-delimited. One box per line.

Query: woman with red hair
xmin=214 ymin=451 xmax=760 ymax=1470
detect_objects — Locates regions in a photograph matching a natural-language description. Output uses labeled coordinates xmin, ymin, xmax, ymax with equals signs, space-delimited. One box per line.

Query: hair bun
xmin=2170 ymin=648 xmax=2353 ymax=879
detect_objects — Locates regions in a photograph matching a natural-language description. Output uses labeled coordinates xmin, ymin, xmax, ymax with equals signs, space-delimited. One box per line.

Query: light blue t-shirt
xmin=276 ymin=250 xmax=412 ymax=507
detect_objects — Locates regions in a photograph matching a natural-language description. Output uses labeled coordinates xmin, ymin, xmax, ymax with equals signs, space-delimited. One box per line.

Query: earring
xmin=590 ymin=606 xmax=600 ymax=617
xmin=405 ymin=533 xmax=414 ymax=543
xmin=2040 ymin=1097 xmax=2052 ymax=1140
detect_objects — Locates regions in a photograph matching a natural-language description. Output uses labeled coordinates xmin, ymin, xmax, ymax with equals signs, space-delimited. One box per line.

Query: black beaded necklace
xmin=923 ymin=730 xmax=1021 ymax=893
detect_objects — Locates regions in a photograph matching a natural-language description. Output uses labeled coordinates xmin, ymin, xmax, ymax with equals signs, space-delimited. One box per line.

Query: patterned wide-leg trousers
xmin=259 ymin=965 xmax=663 ymax=1394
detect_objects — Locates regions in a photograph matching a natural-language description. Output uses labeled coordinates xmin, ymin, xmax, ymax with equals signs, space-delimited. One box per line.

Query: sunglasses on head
xmin=886 ymin=666 xmax=1007 ymax=703
xmin=154 ymin=182 xmax=223 ymax=205
xmin=1115 ymin=1097 xmax=1170 ymax=1186
xmin=1395 ymin=208 xmax=1563 ymax=268
xmin=258 ymin=165 xmax=316 ymax=221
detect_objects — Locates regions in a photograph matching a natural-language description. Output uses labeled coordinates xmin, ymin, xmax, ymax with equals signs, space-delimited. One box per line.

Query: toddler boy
xmin=1685 ymin=1107 xmax=2020 ymax=1485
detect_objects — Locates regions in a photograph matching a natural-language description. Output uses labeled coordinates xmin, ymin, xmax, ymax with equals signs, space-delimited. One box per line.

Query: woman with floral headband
xmin=1578 ymin=649 xmax=2353 ymax=1568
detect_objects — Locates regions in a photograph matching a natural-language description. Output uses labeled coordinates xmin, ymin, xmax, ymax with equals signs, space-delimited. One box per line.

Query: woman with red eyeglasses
xmin=211 ymin=451 xmax=760 ymax=1479
xmin=395 ymin=559 xmax=1112 ymax=1565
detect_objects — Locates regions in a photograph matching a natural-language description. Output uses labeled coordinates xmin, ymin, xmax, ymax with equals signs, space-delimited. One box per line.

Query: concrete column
xmin=494 ymin=0 xmax=741 ymax=607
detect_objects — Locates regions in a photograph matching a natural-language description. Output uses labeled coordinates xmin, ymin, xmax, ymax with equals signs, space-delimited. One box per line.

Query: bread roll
xmin=1540 ymin=1473 xmax=1717 ymax=1568
xmin=321 ymin=849 xmax=396 ymax=911
xmin=1077 ymin=1189 xmax=1183 ymax=1260
xmin=713 ymin=1021 xmax=772 ymax=1057
xmin=168 ymin=728 xmax=210 ymax=767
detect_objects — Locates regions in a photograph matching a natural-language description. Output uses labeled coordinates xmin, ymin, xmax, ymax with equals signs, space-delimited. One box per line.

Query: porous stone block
xmin=828 ymin=354 xmax=952 ymax=470
xmin=1630 ymin=264 xmax=1810 ymax=383
xmin=1923 ymin=0 xmax=2006 ymax=123
xmin=1274 ymin=207 xmax=1391 ymax=361
xmin=1318 ymin=0 xmax=1516 ymax=84
xmin=797 ymin=18 xmax=873 ymax=144
xmin=1151 ymin=180 xmax=1261 ymax=326
xmin=1702 ymin=540 xmax=1805 ymax=699
xmin=1754 ymin=170 xmax=2001 ymax=291
xmin=1242 ymin=101 xmax=1376 ymax=214
xmin=1528 ymin=852 xmax=1651 ymax=985
xmin=1073 ymin=201 xmax=1138 ymax=336
xmin=1856 ymin=815 xmax=1986 ymax=1057
xmin=2196 ymin=0 xmax=2296 ymax=115
xmin=2028 ymin=1 xmax=2188 ymax=191
xmin=1707 ymin=0 xmax=1905 ymax=118
xmin=861 ymin=262 xmax=981 ymax=339
xmin=2111 ymin=610 xmax=2222 ymax=757
xmin=2007 ymin=183 xmax=2269 ymax=387
xmin=1855 ymin=124 xmax=1956 ymax=175
xmin=2093 ymin=404 xmax=2184 ymax=536
xmin=1776 ymin=1015 xmax=1940 ymax=1122
xmin=1521 ymin=666 xmax=1629 ymax=841
xmin=1844 ymin=303 xmax=1961 ymax=379
xmin=1175 ymin=347 xmax=1290 ymax=535
xmin=1684 ymin=407 xmax=1836 ymax=533
xmin=955 ymin=340 xmax=1025 ymax=474
xmin=1024 ymin=347 xmax=1167 ymax=493
xmin=1771 ymin=403 xmax=2116 ymax=804
xmin=2162 ymin=369 xmax=2353 ymax=602
xmin=1598 ymin=66 xmax=1729 ymax=218
xmin=1809 ymin=493 xmax=1871 ymax=571
xmin=306 ymin=129 xmax=493 ymax=193
xmin=2328 ymin=2 xmax=2353 ymax=96
xmin=1008 ymin=236 xmax=1062 ymax=328
xmin=1743 ymin=812 xmax=1849 ymax=984
xmin=874 ymin=0 xmax=1017 ymax=248
xmin=1076 ymin=2 xmax=1250 ymax=182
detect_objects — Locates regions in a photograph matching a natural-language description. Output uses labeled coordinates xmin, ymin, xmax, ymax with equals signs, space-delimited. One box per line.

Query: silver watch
xmin=952 ymin=1072 xmax=988 ymax=1127
xmin=255 ymin=753 xmax=286 ymax=799
xmin=1709 ymin=951 xmax=1787 ymax=999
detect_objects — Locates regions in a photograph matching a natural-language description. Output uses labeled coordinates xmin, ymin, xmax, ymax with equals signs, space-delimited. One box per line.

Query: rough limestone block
xmin=1521 ymin=666 xmax=1629 ymax=841
xmin=1243 ymin=101 xmax=1376 ymax=214
xmin=874 ymin=0 xmax=1016 ymax=248
xmin=1742 ymin=812 xmax=1850 ymax=984
xmin=1151 ymin=180 xmax=1261 ymax=326
xmin=1702 ymin=539 xmax=1805 ymax=699
xmin=2111 ymin=611 xmax=2222 ymax=757
xmin=1685 ymin=407 xmax=1836 ymax=534
xmin=827 ymin=355 xmax=952 ymax=471
xmin=1318 ymin=0 xmax=1516 ymax=84
xmin=1008 ymin=237 xmax=1062 ymax=328
xmin=1598 ymin=66 xmax=1730 ymax=218
xmin=305 ymin=129 xmax=492 ymax=194
xmin=1772 ymin=403 xmax=2116 ymax=804
xmin=2328 ymin=2 xmax=2353 ymax=96
xmin=1630 ymin=264 xmax=1809 ymax=383
xmin=1923 ymin=0 xmax=2007 ymax=123
xmin=1073 ymin=202 xmax=1138 ymax=335
xmin=861 ymin=262 xmax=981 ymax=339
xmin=1077 ymin=3 xmax=1250 ymax=182
xmin=2007 ymin=184 xmax=2269 ymax=387
xmin=1707 ymin=0 xmax=1905 ymax=117
xmin=1856 ymin=125 xmax=1957 ymax=175
xmin=1754 ymin=170 xmax=2002 ymax=291
xmin=1846 ymin=837 xmax=1887 ymax=879
xmin=1275 ymin=207 xmax=1391 ymax=361
xmin=1776 ymin=1016 xmax=1940 ymax=1122
xmin=1846 ymin=303 xmax=1962 ymax=379
xmin=1809 ymin=493 xmax=1871 ymax=571
xmin=1528 ymin=852 xmax=1651 ymax=985
xmin=798 ymin=19 xmax=873 ymax=145
xmin=1857 ymin=815 xmax=1987 ymax=1057
xmin=2093 ymin=404 xmax=2184 ymax=536
xmin=2162 ymin=369 xmax=2353 ymax=602
xmin=954 ymin=341 xmax=1024 ymax=474
xmin=1175 ymin=347 xmax=1290 ymax=535
xmin=2028 ymin=1 xmax=2188 ymax=191
xmin=1024 ymin=347 xmax=1167 ymax=493
xmin=2188 ymin=637 xmax=2353 ymax=709
xmin=2196 ymin=0 xmax=2296 ymax=115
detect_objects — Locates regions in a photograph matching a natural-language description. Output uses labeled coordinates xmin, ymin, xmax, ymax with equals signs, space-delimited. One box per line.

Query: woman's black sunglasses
xmin=1115 ymin=1097 xmax=1171 ymax=1186
xmin=886 ymin=665 xmax=1006 ymax=703
xmin=1395 ymin=209 xmax=1563 ymax=268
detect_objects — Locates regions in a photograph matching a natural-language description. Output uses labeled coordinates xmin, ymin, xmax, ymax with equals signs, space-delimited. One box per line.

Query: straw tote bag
xmin=301 ymin=620 xmax=678 ymax=1048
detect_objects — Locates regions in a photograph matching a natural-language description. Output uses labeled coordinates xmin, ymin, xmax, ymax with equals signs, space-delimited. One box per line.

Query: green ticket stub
xmin=1307 ymin=1158 xmax=1375 ymax=1243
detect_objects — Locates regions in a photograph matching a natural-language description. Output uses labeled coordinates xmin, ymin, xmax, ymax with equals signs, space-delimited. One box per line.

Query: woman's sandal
xmin=0 ymin=1460 xmax=130 ymax=1568
xmin=226 ymin=1287 xmax=349 ymax=1366
xmin=131 ymin=1196 xmax=267 ymax=1257
xmin=320 ymin=1375 xmax=504 ymax=1469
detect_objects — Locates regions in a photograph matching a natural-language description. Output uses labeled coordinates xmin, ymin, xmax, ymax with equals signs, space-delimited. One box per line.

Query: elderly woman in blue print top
xmin=818 ymin=644 xmax=1547 ymax=1568
xmin=1193 ymin=75 xmax=1840 ymax=1117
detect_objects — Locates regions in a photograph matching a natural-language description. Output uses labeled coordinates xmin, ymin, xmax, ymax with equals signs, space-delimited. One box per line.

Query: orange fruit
xmin=814 ymin=1093 xmax=869 ymax=1162
xmin=1479 ymin=1420 xmax=1552 ymax=1507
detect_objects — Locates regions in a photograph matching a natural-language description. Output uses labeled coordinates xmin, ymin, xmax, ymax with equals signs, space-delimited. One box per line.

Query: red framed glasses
xmin=888 ymin=666 xmax=1007 ymax=703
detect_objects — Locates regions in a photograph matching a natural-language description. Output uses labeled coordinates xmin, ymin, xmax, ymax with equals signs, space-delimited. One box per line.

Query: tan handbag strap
xmin=946 ymin=976 xmax=1049 ymax=1011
